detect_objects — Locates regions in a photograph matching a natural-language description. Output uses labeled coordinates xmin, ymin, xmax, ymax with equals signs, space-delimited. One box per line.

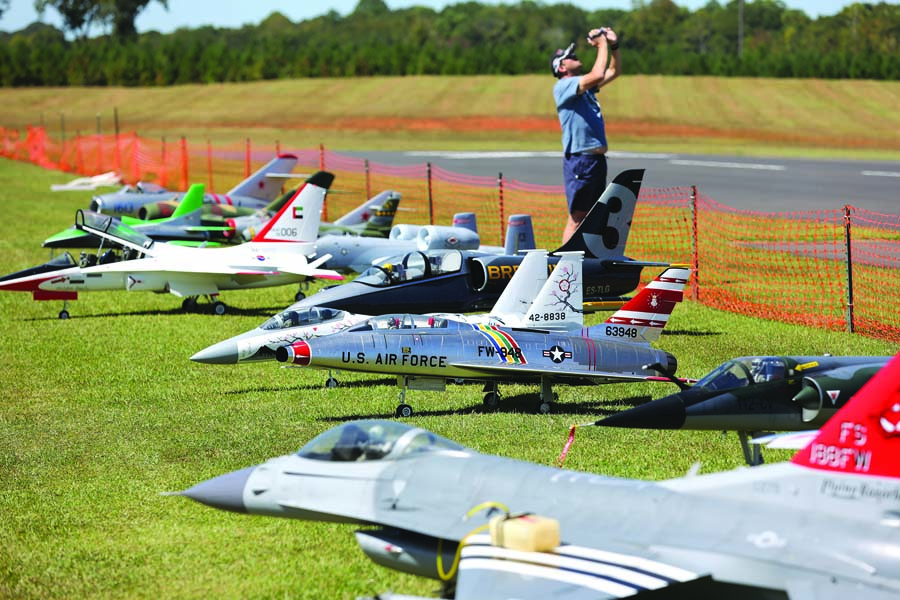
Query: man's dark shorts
xmin=563 ymin=153 xmax=608 ymax=214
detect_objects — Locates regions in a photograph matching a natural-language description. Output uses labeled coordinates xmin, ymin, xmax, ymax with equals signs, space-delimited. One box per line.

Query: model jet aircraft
xmin=89 ymin=154 xmax=301 ymax=218
xmin=178 ymin=351 xmax=900 ymax=600
xmin=290 ymin=169 xmax=666 ymax=315
xmin=0 ymin=172 xmax=342 ymax=318
xmin=596 ymin=354 xmax=892 ymax=465
xmin=42 ymin=183 xmax=237 ymax=249
xmin=274 ymin=264 xmax=690 ymax=416
xmin=317 ymin=190 xmax=401 ymax=239
xmin=314 ymin=208 xmax=528 ymax=275
xmin=190 ymin=250 xmax=583 ymax=384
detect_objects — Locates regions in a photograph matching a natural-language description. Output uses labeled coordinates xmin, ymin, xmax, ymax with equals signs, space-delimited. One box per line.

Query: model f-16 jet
xmin=291 ymin=169 xmax=666 ymax=315
xmin=178 ymin=350 xmax=900 ymax=600
xmin=0 ymin=172 xmax=342 ymax=318
xmin=89 ymin=154 xmax=302 ymax=218
xmin=597 ymin=354 xmax=892 ymax=465
xmin=189 ymin=250 xmax=585 ymax=391
xmin=274 ymin=264 xmax=690 ymax=416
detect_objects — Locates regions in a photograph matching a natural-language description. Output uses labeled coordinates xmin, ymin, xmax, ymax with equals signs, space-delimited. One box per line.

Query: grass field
xmin=2 ymin=75 xmax=900 ymax=160
xmin=1 ymin=156 xmax=897 ymax=599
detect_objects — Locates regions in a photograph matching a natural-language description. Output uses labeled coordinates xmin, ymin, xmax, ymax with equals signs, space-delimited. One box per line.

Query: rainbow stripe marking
xmin=473 ymin=324 xmax=527 ymax=364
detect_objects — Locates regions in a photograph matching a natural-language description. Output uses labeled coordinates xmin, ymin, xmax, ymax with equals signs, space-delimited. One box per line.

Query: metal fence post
xmin=244 ymin=138 xmax=251 ymax=178
xmin=160 ymin=136 xmax=167 ymax=187
xmin=365 ymin=159 xmax=371 ymax=200
xmin=180 ymin=136 xmax=189 ymax=190
xmin=844 ymin=205 xmax=855 ymax=333
xmin=690 ymin=185 xmax=699 ymax=301
xmin=207 ymin=139 xmax=214 ymax=192
xmin=427 ymin=162 xmax=434 ymax=226
xmin=498 ymin=172 xmax=505 ymax=246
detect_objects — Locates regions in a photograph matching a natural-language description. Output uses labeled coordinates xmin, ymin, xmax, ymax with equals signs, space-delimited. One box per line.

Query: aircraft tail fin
xmin=452 ymin=212 xmax=477 ymax=233
xmin=791 ymin=352 xmax=900 ymax=478
xmin=489 ymin=250 xmax=548 ymax=325
xmin=332 ymin=191 xmax=400 ymax=229
xmin=504 ymin=214 xmax=536 ymax=255
xmin=551 ymin=168 xmax=643 ymax=259
xmin=359 ymin=191 xmax=400 ymax=237
xmin=226 ymin=154 xmax=299 ymax=202
xmin=523 ymin=251 xmax=584 ymax=330
xmin=588 ymin=265 xmax=690 ymax=344
xmin=251 ymin=172 xmax=333 ymax=243
xmin=168 ymin=184 xmax=204 ymax=221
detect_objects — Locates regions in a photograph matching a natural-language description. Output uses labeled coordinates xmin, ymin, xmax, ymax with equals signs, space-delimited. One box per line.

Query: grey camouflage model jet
xmin=598 ymin=354 xmax=891 ymax=464
xmin=178 ymin=352 xmax=900 ymax=600
xmin=89 ymin=154 xmax=301 ymax=218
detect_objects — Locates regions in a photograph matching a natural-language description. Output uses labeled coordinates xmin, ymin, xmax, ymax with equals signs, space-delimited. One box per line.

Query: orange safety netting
xmin=3 ymin=126 xmax=898 ymax=342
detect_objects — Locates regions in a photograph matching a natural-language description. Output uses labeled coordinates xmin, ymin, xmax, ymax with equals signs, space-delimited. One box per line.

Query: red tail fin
xmin=792 ymin=352 xmax=900 ymax=477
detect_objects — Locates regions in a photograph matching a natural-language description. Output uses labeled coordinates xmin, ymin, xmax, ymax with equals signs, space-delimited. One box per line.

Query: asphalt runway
xmin=343 ymin=150 xmax=900 ymax=214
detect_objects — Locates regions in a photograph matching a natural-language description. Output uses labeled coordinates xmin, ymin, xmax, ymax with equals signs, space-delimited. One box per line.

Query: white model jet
xmin=0 ymin=172 xmax=342 ymax=317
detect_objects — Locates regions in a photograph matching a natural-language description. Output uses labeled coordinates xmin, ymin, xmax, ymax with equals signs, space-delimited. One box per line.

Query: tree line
xmin=1 ymin=0 xmax=898 ymax=86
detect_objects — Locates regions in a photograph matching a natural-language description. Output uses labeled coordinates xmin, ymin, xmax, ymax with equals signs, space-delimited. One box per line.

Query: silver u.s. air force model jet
xmin=274 ymin=262 xmax=690 ymax=416
xmin=178 ymin=352 xmax=900 ymax=600
xmin=189 ymin=249 xmax=585 ymax=385
xmin=0 ymin=172 xmax=342 ymax=318
xmin=596 ymin=354 xmax=892 ymax=465
xmin=89 ymin=154 xmax=302 ymax=218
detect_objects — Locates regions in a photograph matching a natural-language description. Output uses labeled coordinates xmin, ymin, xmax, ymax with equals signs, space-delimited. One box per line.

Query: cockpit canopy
xmin=297 ymin=420 xmax=465 ymax=462
xmin=694 ymin=356 xmax=787 ymax=392
xmin=355 ymin=249 xmax=464 ymax=287
xmin=345 ymin=313 xmax=459 ymax=332
xmin=75 ymin=209 xmax=155 ymax=250
xmin=260 ymin=306 xmax=346 ymax=331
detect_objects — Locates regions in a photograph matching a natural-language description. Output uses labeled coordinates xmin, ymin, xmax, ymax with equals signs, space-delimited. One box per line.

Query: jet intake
xmin=468 ymin=256 xmax=525 ymax=293
xmin=794 ymin=377 xmax=826 ymax=423
xmin=275 ymin=340 xmax=311 ymax=366
xmin=138 ymin=202 xmax=176 ymax=221
xmin=416 ymin=226 xmax=480 ymax=252
xmin=389 ymin=224 xmax=421 ymax=241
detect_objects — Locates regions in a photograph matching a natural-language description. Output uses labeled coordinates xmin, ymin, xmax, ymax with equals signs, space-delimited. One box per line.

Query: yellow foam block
xmin=489 ymin=514 xmax=560 ymax=553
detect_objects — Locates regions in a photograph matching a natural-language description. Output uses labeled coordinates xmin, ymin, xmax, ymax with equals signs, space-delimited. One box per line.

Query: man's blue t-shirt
xmin=553 ymin=76 xmax=607 ymax=155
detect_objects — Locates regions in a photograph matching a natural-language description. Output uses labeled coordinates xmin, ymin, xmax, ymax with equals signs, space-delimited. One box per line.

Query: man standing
xmin=552 ymin=28 xmax=620 ymax=244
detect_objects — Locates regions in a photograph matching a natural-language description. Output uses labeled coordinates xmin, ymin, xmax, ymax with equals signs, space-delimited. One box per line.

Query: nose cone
xmin=598 ymin=394 xmax=687 ymax=430
xmin=180 ymin=466 xmax=254 ymax=513
xmin=190 ymin=340 xmax=239 ymax=365
xmin=275 ymin=340 xmax=311 ymax=365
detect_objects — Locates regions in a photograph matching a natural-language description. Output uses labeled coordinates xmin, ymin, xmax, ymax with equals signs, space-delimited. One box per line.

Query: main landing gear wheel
xmin=213 ymin=301 xmax=227 ymax=316
xmin=295 ymin=290 xmax=306 ymax=302
xmin=58 ymin=309 xmax=70 ymax=320
xmin=181 ymin=297 xmax=198 ymax=312
xmin=396 ymin=404 xmax=413 ymax=418
xmin=538 ymin=401 xmax=552 ymax=414
xmin=324 ymin=377 xmax=338 ymax=389
xmin=483 ymin=391 xmax=501 ymax=410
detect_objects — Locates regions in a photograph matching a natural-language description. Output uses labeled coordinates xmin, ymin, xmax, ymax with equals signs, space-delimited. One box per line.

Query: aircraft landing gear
xmin=324 ymin=370 xmax=339 ymax=388
xmin=59 ymin=300 xmax=71 ymax=320
xmin=213 ymin=301 xmax=227 ymax=316
xmin=181 ymin=297 xmax=199 ymax=312
xmin=537 ymin=377 xmax=558 ymax=414
xmin=482 ymin=382 xmax=501 ymax=411
xmin=738 ymin=431 xmax=766 ymax=466
xmin=295 ymin=290 xmax=306 ymax=301
xmin=395 ymin=379 xmax=414 ymax=417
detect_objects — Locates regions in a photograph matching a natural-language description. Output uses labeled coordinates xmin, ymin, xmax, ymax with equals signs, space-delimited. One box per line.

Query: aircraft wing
xmin=448 ymin=361 xmax=653 ymax=384
xmin=276 ymin=254 xmax=344 ymax=281
xmin=454 ymin=533 xmax=711 ymax=600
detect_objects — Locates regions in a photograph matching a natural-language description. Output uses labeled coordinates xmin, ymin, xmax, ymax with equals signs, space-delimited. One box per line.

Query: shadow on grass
xmin=222 ymin=377 xmax=401 ymax=396
xmin=660 ymin=328 xmax=723 ymax=337
xmin=24 ymin=303 xmax=285 ymax=321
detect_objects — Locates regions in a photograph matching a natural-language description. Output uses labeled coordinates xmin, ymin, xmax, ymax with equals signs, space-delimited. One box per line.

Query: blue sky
xmin=0 ymin=0 xmax=877 ymax=35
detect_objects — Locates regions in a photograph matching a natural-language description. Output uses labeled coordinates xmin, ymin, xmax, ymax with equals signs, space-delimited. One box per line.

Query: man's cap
xmin=550 ymin=43 xmax=576 ymax=77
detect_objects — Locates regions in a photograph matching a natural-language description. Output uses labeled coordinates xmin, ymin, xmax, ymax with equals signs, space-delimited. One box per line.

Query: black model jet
xmin=290 ymin=169 xmax=668 ymax=315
